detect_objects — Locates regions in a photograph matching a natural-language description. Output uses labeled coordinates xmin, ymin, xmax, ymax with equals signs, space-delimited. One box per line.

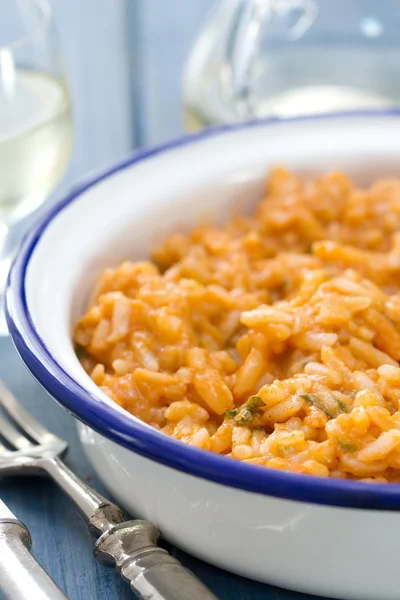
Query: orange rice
xmin=74 ymin=168 xmax=400 ymax=482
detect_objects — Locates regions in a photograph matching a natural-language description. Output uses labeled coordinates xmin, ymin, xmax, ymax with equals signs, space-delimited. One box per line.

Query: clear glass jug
xmin=183 ymin=0 xmax=400 ymax=130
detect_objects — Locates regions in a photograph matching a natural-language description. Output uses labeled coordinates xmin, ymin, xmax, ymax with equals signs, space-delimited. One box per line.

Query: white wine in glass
xmin=0 ymin=0 xmax=72 ymax=333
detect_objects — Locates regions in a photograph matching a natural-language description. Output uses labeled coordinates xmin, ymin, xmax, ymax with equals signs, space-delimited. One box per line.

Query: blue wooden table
xmin=1 ymin=1 xmax=328 ymax=598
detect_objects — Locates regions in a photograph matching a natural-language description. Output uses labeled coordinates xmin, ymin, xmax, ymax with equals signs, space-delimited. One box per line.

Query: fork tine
xmin=0 ymin=414 xmax=32 ymax=450
xmin=0 ymin=379 xmax=57 ymax=444
xmin=0 ymin=441 xmax=9 ymax=454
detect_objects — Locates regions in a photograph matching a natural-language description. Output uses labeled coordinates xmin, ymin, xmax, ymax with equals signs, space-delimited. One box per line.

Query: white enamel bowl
xmin=7 ymin=112 xmax=400 ymax=600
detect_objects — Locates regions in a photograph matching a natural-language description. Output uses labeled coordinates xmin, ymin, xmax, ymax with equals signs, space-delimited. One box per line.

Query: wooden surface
xmin=53 ymin=0 xmax=134 ymax=177
xmin=131 ymin=0 xmax=215 ymax=145
xmin=1 ymin=1 xmax=328 ymax=598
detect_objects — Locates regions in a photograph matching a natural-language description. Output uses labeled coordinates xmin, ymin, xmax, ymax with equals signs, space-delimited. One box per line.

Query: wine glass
xmin=0 ymin=0 xmax=73 ymax=334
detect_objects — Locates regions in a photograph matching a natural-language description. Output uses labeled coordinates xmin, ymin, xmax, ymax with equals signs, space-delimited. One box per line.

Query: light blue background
xmin=1 ymin=1 xmax=342 ymax=598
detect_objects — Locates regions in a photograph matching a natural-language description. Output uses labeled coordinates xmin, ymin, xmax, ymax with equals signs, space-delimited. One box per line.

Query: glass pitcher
xmin=183 ymin=0 xmax=400 ymax=131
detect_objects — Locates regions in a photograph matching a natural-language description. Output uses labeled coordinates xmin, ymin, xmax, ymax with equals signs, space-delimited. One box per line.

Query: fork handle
xmin=0 ymin=519 xmax=68 ymax=600
xmin=94 ymin=520 xmax=219 ymax=600
xmin=41 ymin=459 xmax=217 ymax=599
xmin=41 ymin=457 xmax=125 ymax=535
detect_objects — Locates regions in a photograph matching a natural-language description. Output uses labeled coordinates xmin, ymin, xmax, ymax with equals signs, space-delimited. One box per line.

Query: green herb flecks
xmin=300 ymin=393 xmax=335 ymax=420
xmin=225 ymin=395 xmax=266 ymax=427
xmin=337 ymin=440 xmax=357 ymax=452
xmin=235 ymin=409 xmax=254 ymax=427
xmin=336 ymin=399 xmax=349 ymax=413
xmin=224 ymin=408 xmax=239 ymax=419
xmin=247 ymin=396 xmax=265 ymax=410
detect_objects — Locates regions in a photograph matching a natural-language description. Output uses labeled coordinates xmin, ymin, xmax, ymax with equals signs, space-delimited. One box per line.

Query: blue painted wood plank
xmin=132 ymin=0 xmax=216 ymax=145
xmin=52 ymin=0 xmax=134 ymax=180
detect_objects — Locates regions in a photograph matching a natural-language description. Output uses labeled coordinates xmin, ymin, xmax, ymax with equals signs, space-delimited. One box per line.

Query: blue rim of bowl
xmin=7 ymin=109 xmax=400 ymax=511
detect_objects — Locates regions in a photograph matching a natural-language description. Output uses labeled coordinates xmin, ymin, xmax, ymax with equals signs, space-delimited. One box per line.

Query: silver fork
xmin=0 ymin=379 xmax=218 ymax=600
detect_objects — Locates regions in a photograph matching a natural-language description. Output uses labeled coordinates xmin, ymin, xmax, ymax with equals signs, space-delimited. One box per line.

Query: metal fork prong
xmin=0 ymin=441 xmax=9 ymax=454
xmin=0 ymin=414 xmax=32 ymax=450
xmin=0 ymin=379 xmax=57 ymax=444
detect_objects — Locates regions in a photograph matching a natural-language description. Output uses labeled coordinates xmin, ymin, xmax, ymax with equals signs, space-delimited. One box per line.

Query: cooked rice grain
xmin=74 ymin=168 xmax=400 ymax=482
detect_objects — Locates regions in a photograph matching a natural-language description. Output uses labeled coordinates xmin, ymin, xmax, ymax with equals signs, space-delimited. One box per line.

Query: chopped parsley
xmin=300 ymin=393 xmax=334 ymax=419
xmin=336 ymin=399 xmax=348 ymax=413
xmin=301 ymin=393 xmax=349 ymax=419
xmin=247 ymin=396 xmax=266 ymax=410
xmin=224 ymin=408 xmax=239 ymax=419
xmin=235 ymin=410 xmax=254 ymax=427
xmin=337 ymin=440 xmax=357 ymax=452
xmin=224 ymin=395 xmax=266 ymax=427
